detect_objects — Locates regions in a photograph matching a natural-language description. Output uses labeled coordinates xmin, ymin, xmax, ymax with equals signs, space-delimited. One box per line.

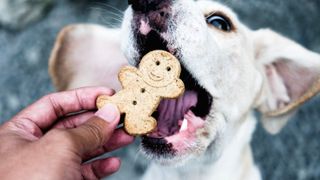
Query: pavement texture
xmin=0 ymin=0 xmax=319 ymax=180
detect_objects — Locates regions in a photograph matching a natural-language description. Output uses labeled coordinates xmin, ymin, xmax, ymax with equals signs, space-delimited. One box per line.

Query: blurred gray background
xmin=0 ymin=0 xmax=320 ymax=180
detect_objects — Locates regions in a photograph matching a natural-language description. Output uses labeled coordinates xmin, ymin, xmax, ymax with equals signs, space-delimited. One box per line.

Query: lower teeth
xmin=179 ymin=118 xmax=188 ymax=132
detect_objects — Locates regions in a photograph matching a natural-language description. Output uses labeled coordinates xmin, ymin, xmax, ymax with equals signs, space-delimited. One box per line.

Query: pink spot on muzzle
xmin=139 ymin=20 xmax=152 ymax=35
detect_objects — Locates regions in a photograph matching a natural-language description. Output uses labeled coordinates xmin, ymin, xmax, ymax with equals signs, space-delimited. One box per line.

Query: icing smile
xmin=149 ymin=71 xmax=163 ymax=81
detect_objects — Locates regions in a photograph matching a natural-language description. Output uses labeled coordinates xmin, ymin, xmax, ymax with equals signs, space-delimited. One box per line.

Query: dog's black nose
xmin=129 ymin=0 xmax=172 ymax=32
xmin=128 ymin=0 xmax=171 ymax=12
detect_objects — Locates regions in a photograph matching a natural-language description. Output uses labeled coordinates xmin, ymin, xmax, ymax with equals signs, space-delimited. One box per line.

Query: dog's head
xmin=121 ymin=0 xmax=320 ymax=165
xmin=48 ymin=0 xmax=320 ymax=167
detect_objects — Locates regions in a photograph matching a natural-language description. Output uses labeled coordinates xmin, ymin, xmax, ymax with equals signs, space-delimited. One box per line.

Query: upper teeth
xmin=179 ymin=118 xmax=188 ymax=132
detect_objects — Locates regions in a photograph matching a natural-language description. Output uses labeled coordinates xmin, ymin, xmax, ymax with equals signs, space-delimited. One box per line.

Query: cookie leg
xmin=124 ymin=115 xmax=157 ymax=135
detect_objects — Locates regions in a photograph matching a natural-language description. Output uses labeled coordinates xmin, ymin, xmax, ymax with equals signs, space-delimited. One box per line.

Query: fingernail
xmin=95 ymin=104 xmax=119 ymax=123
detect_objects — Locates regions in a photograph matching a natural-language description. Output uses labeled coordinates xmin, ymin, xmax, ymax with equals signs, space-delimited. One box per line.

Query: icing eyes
xmin=154 ymin=60 xmax=172 ymax=72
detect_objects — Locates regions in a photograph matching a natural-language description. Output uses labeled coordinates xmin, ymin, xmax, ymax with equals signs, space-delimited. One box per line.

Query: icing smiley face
xmin=139 ymin=51 xmax=181 ymax=87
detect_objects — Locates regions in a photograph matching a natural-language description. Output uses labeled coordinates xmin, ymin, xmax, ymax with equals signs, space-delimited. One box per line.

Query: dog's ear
xmin=49 ymin=24 xmax=125 ymax=91
xmin=253 ymin=29 xmax=320 ymax=134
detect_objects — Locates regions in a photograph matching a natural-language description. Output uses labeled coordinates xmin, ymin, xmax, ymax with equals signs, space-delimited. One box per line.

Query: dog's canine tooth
xmin=179 ymin=118 xmax=188 ymax=132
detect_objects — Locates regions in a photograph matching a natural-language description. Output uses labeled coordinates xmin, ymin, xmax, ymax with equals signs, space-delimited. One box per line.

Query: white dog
xmin=49 ymin=0 xmax=320 ymax=179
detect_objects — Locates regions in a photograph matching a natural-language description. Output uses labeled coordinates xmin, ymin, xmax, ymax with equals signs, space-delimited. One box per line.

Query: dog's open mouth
xmin=135 ymin=30 xmax=213 ymax=156
xmin=149 ymin=70 xmax=213 ymax=138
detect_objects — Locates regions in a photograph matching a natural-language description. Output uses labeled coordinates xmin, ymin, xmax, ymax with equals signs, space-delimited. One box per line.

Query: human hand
xmin=0 ymin=87 xmax=134 ymax=180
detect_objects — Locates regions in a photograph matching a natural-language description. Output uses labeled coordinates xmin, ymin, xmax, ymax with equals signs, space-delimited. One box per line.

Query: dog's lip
xmin=141 ymin=110 xmax=205 ymax=157
xmin=147 ymin=109 xmax=206 ymax=137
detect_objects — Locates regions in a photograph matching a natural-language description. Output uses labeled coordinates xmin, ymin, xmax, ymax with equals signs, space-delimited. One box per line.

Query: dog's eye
xmin=206 ymin=15 xmax=232 ymax=32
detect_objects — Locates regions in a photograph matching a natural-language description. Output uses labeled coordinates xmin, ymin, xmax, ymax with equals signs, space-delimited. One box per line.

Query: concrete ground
xmin=0 ymin=0 xmax=320 ymax=179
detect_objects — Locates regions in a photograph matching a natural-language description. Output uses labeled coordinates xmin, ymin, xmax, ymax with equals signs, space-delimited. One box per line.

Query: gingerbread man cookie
xmin=96 ymin=50 xmax=185 ymax=135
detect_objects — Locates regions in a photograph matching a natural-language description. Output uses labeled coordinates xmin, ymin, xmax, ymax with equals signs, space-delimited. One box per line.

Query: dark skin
xmin=0 ymin=87 xmax=134 ymax=180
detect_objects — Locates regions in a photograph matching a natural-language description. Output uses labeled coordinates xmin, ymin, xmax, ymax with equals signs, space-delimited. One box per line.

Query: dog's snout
xmin=129 ymin=0 xmax=172 ymax=33
xmin=128 ymin=0 xmax=171 ymax=13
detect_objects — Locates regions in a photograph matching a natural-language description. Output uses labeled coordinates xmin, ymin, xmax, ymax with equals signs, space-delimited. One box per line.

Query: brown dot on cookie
xmin=133 ymin=101 xmax=137 ymax=105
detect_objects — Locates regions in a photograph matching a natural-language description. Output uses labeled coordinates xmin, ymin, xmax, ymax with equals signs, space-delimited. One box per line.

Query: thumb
xmin=65 ymin=104 xmax=120 ymax=156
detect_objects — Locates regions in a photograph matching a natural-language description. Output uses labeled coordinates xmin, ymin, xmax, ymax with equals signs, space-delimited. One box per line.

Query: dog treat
xmin=96 ymin=50 xmax=185 ymax=135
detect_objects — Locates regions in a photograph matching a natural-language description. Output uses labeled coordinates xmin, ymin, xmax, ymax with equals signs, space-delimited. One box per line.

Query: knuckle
xmin=41 ymin=93 xmax=56 ymax=102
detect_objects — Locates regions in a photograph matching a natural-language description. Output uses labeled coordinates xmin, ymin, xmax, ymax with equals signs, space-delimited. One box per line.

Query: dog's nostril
xmin=128 ymin=0 xmax=148 ymax=12
xmin=129 ymin=0 xmax=171 ymax=12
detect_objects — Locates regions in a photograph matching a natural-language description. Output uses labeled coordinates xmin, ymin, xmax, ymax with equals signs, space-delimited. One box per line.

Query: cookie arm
xmin=158 ymin=79 xmax=185 ymax=98
xmin=118 ymin=66 xmax=140 ymax=88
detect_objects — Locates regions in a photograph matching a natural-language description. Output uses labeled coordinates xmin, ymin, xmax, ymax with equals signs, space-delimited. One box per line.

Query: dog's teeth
xmin=179 ymin=119 xmax=188 ymax=132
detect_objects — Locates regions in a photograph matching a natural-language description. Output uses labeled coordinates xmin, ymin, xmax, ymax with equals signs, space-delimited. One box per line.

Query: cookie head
xmin=140 ymin=50 xmax=181 ymax=87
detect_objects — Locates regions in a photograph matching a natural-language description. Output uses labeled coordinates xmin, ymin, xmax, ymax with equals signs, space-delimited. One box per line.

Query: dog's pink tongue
xmin=155 ymin=91 xmax=198 ymax=136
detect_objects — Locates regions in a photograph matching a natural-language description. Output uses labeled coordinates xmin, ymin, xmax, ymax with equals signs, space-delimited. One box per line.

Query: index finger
xmin=13 ymin=86 xmax=114 ymax=130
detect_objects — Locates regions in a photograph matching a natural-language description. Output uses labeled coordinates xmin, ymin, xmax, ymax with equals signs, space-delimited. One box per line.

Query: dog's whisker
xmin=101 ymin=3 xmax=125 ymax=15
xmin=102 ymin=16 xmax=122 ymax=24
xmin=104 ymin=10 xmax=124 ymax=20
xmin=92 ymin=2 xmax=125 ymax=15
xmin=88 ymin=3 xmax=124 ymax=19
xmin=89 ymin=6 xmax=124 ymax=20
xmin=218 ymin=0 xmax=235 ymax=7
xmin=88 ymin=13 xmax=123 ymax=28
xmin=205 ymin=9 xmax=220 ymax=18
xmin=133 ymin=146 xmax=143 ymax=164
xmin=98 ymin=15 xmax=122 ymax=28
xmin=97 ymin=12 xmax=122 ymax=20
